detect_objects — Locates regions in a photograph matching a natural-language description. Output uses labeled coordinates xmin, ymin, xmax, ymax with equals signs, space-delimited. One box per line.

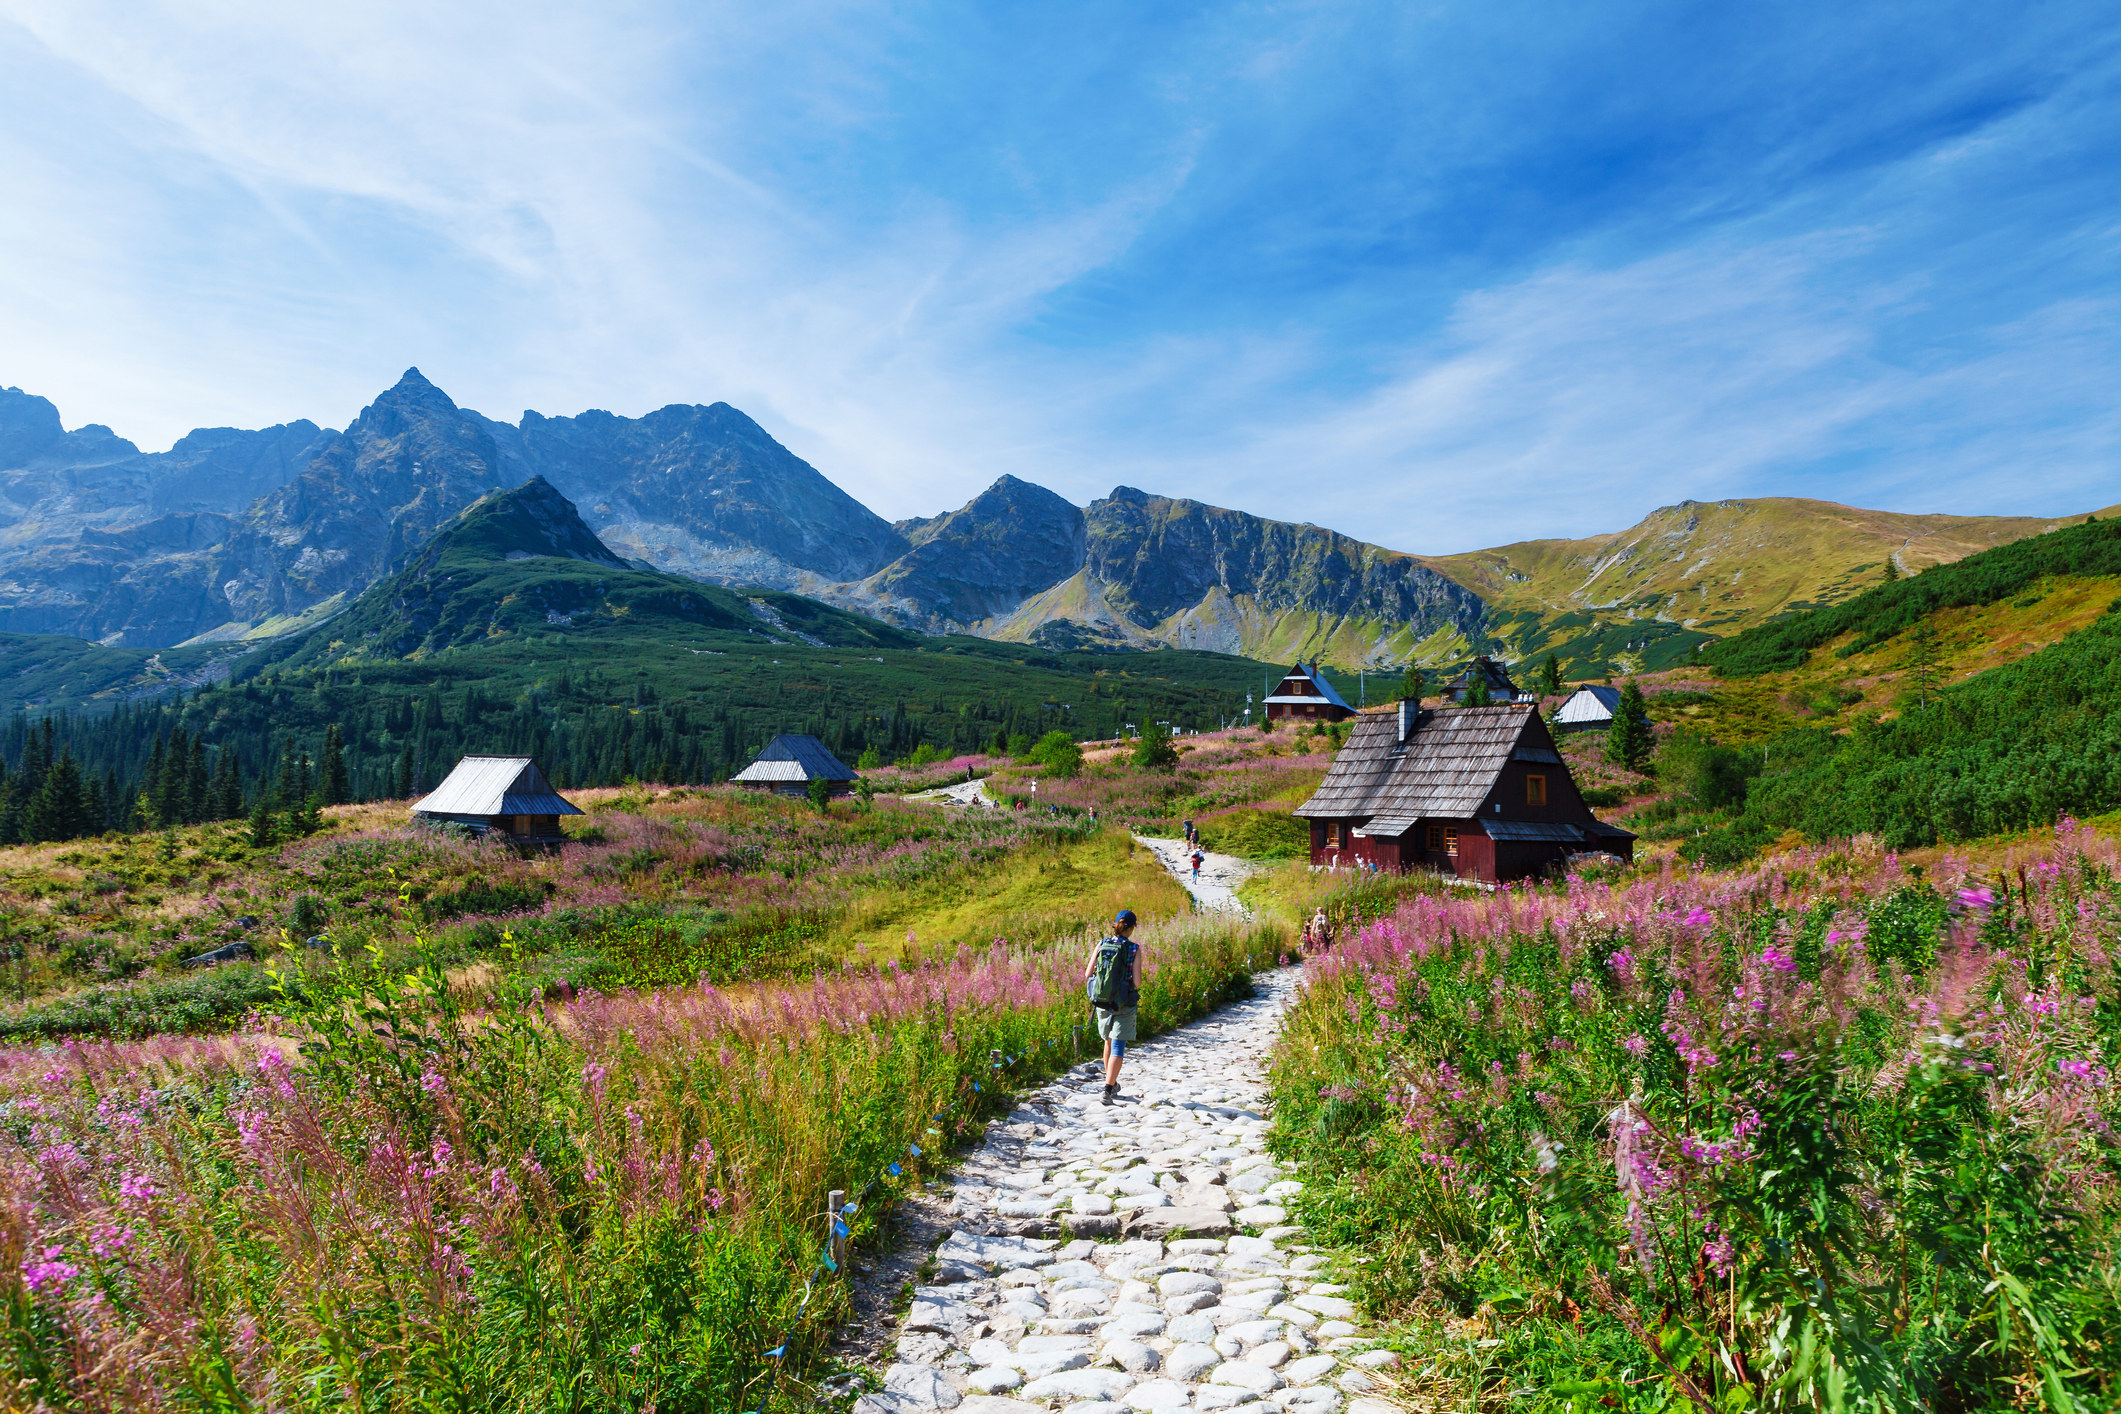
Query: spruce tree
xmin=1463 ymin=673 xmax=1492 ymax=707
xmin=1607 ymin=679 xmax=1653 ymax=772
xmin=28 ymin=748 xmax=91 ymax=843
xmin=1133 ymin=721 xmax=1179 ymax=772
xmin=1539 ymin=654 xmax=1564 ymax=696
xmin=1398 ymin=666 xmax=1425 ymax=703
xmin=321 ymin=725 xmax=351 ymax=805
xmin=248 ymin=798 xmax=277 ymax=849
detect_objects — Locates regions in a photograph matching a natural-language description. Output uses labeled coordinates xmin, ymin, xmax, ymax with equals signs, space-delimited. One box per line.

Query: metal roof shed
xmin=412 ymin=756 xmax=582 ymax=847
xmin=1553 ymin=685 xmax=1624 ymax=732
xmin=730 ymin=735 xmax=859 ymax=797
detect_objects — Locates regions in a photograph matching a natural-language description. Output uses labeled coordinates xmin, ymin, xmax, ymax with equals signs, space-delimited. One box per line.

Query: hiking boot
xmin=1101 ymin=1083 xmax=1117 ymax=1106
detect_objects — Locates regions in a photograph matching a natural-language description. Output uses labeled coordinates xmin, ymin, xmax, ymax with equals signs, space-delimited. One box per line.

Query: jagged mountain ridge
xmin=0 ymin=368 xmax=2106 ymax=670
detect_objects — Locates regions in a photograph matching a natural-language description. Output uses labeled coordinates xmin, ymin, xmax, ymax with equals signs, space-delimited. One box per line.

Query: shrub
xmin=1027 ymin=730 xmax=1083 ymax=779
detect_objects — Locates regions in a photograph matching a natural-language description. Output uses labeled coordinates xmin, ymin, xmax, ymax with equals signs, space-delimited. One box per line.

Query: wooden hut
xmin=412 ymin=755 xmax=582 ymax=847
xmin=1292 ymin=701 xmax=1633 ymax=882
xmin=1263 ymin=662 xmax=1355 ymax=723
xmin=730 ymin=734 xmax=858 ymax=797
xmin=1442 ymin=655 xmax=1532 ymax=704
xmin=1552 ymin=684 xmax=1624 ymax=733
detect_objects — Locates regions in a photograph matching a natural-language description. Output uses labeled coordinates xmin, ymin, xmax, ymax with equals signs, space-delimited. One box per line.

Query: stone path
xmin=853 ymin=969 xmax=1399 ymax=1414
xmin=1133 ymin=837 xmax=1254 ymax=917
xmin=914 ymin=779 xmax=1001 ymax=809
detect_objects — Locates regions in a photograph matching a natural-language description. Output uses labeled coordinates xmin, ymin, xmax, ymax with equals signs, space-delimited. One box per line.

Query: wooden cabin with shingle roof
xmin=1263 ymin=662 xmax=1355 ymax=723
xmin=1293 ymin=701 xmax=1633 ymax=882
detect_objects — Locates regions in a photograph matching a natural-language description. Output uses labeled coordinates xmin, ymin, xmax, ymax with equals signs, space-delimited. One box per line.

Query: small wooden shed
xmin=1552 ymin=685 xmax=1624 ymax=733
xmin=1442 ymin=656 xmax=1532 ymax=705
xmin=1293 ymin=700 xmax=1633 ymax=882
xmin=1263 ymin=663 xmax=1355 ymax=723
xmin=412 ymin=755 xmax=582 ymax=846
xmin=730 ymin=734 xmax=859 ymax=797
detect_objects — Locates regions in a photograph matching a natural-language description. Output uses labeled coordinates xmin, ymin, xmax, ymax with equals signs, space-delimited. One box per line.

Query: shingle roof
xmin=1555 ymin=685 xmax=1623 ymax=725
xmin=1267 ymin=663 xmax=1353 ymax=712
xmin=413 ymin=756 xmax=582 ymax=817
xmin=731 ymin=734 xmax=857 ymax=784
xmin=1294 ymin=704 xmax=1535 ymax=820
xmin=1485 ymin=819 xmax=1591 ymax=842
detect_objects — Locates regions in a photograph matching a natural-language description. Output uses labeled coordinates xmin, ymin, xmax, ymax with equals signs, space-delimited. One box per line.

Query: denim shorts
xmin=1095 ymin=1007 xmax=1138 ymax=1044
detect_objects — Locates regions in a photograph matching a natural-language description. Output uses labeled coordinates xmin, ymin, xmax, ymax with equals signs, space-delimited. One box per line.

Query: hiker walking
xmin=1085 ymin=909 xmax=1143 ymax=1106
xmin=1309 ymin=907 xmax=1332 ymax=949
xmin=1189 ymin=848 xmax=1204 ymax=884
xmin=1183 ymin=818 xmax=1196 ymax=846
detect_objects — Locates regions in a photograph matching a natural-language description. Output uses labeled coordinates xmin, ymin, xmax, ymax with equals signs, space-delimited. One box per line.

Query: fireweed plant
xmin=0 ymin=912 xmax=1284 ymax=1409
xmin=1272 ymin=822 xmax=2120 ymax=1412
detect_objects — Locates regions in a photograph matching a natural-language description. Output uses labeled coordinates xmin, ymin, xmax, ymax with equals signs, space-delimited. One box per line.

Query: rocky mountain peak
xmin=0 ymin=387 xmax=70 ymax=466
xmin=429 ymin=476 xmax=627 ymax=570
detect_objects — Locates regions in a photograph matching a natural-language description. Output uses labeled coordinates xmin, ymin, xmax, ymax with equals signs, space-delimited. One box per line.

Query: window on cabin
xmin=1444 ymin=827 xmax=1459 ymax=856
xmin=1426 ymin=824 xmax=1442 ymax=851
xmin=1526 ymin=773 xmax=1547 ymax=806
xmin=1325 ymin=823 xmax=1343 ymax=848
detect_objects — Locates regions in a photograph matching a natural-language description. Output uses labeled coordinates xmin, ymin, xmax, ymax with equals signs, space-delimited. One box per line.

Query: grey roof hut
xmin=1293 ymin=701 xmax=1633 ymax=882
xmin=730 ymin=734 xmax=859 ymax=797
xmin=412 ymin=755 xmax=582 ymax=846
xmin=1552 ymin=684 xmax=1625 ymax=733
xmin=1442 ymin=656 xmax=1534 ymax=705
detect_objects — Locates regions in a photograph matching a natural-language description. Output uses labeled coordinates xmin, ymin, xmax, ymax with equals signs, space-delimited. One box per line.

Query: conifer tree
xmin=1539 ymin=654 xmax=1564 ymax=696
xmin=1398 ymin=666 xmax=1425 ymax=703
xmin=28 ymin=747 xmax=91 ymax=843
xmin=1463 ymin=673 xmax=1492 ymax=707
xmin=321 ymin=725 xmax=350 ymax=805
xmin=248 ymin=798 xmax=277 ymax=849
xmin=1607 ymin=678 xmax=1654 ymax=772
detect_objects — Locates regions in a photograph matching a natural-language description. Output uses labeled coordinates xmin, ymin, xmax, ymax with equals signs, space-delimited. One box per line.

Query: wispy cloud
xmin=0 ymin=0 xmax=2116 ymax=553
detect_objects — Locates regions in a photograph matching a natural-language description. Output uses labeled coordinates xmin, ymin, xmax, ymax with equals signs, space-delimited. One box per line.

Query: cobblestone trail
xmin=853 ymin=969 xmax=1399 ymax=1414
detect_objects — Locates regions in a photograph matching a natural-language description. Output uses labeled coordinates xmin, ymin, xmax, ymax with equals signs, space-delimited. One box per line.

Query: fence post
xmin=828 ymin=1189 xmax=847 ymax=1270
xmin=1072 ymin=1025 xmax=1081 ymax=1059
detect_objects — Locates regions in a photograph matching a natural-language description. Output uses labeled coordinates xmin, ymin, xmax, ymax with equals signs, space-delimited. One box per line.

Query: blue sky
xmin=1 ymin=0 xmax=2116 ymax=552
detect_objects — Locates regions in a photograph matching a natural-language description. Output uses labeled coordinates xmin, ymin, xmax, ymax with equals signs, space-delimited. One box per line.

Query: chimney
xmin=1398 ymin=697 xmax=1415 ymax=744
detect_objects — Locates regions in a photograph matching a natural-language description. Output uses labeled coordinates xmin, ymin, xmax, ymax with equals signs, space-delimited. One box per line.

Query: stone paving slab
xmin=857 ymin=969 xmax=1399 ymax=1414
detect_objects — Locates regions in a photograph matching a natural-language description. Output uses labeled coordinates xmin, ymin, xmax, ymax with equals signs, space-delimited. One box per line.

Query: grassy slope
xmin=1431 ymin=495 xmax=2119 ymax=651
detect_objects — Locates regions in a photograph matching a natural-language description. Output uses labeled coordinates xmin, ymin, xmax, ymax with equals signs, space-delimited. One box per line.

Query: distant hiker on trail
xmin=1310 ymin=908 xmax=1332 ymax=949
xmin=1183 ymin=818 xmax=1196 ymax=845
xmin=1085 ymin=910 xmax=1143 ymax=1106
xmin=1190 ymin=849 xmax=1204 ymax=883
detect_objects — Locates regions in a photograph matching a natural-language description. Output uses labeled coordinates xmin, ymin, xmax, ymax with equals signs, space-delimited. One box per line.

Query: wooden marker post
xmin=827 ymin=1189 xmax=846 ymax=1269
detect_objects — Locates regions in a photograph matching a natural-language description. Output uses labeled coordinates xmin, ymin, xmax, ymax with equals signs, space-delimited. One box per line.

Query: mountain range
xmin=2 ymin=369 xmax=2108 ymax=672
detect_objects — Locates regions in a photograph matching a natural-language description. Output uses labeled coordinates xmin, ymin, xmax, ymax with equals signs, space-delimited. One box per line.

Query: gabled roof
xmin=1294 ymin=704 xmax=1536 ymax=820
xmin=414 ymin=756 xmax=583 ymax=817
xmin=1444 ymin=656 xmax=1520 ymax=700
xmin=731 ymin=734 xmax=857 ymax=784
xmin=1265 ymin=662 xmax=1353 ymax=711
xmin=1554 ymin=685 xmax=1623 ymax=724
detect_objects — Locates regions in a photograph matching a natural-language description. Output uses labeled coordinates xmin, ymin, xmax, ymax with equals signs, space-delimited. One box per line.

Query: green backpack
xmin=1087 ymin=936 xmax=1134 ymax=1011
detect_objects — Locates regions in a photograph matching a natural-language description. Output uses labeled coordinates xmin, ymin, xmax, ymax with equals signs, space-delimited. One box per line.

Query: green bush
xmin=1194 ymin=809 xmax=1310 ymax=861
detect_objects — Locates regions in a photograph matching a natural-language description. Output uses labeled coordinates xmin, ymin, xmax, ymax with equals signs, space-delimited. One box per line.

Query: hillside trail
xmin=1134 ymin=836 xmax=1254 ymax=919
xmin=843 ymin=960 xmax=1403 ymax=1414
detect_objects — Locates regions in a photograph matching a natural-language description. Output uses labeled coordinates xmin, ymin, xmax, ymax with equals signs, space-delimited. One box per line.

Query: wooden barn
xmin=1442 ymin=656 xmax=1534 ymax=704
xmin=1263 ymin=662 xmax=1355 ymax=723
xmin=730 ymin=734 xmax=859 ymax=797
xmin=1293 ymin=700 xmax=1634 ymax=882
xmin=412 ymin=755 xmax=582 ymax=847
xmin=1552 ymin=684 xmax=1624 ymax=733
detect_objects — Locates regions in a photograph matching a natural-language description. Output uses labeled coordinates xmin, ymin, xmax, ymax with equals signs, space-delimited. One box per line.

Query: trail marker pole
xmin=828 ymin=1189 xmax=847 ymax=1269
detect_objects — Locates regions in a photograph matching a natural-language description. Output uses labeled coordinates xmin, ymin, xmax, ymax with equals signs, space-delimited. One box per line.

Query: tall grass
xmin=1272 ymin=825 xmax=2121 ymax=1411
xmin=1 ymin=912 xmax=1285 ymax=1410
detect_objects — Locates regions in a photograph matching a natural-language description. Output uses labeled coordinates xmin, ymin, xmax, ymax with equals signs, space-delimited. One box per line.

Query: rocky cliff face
xmin=477 ymin=401 xmax=906 ymax=586
xmin=842 ymin=475 xmax=1085 ymax=631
